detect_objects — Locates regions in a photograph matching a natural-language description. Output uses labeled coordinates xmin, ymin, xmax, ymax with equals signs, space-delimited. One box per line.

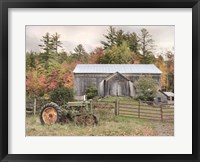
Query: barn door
xmin=106 ymin=73 xmax=130 ymax=96
xmin=117 ymin=81 xmax=122 ymax=96
xmin=110 ymin=82 xmax=117 ymax=96
xmin=110 ymin=81 xmax=122 ymax=96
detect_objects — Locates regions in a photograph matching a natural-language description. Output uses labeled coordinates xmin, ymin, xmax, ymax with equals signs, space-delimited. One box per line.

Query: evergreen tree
xmin=100 ymin=42 xmax=135 ymax=64
xmin=52 ymin=32 xmax=62 ymax=55
xmin=138 ymin=28 xmax=155 ymax=64
xmin=101 ymin=26 xmax=117 ymax=49
xmin=73 ymin=44 xmax=87 ymax=59
xmin=38 ymin=32 xmax=54 ymax=69
xmin=26 ymin=51 xmax=36 ymax=70
xmin=101 ymin=26 xmax=139 ymax=53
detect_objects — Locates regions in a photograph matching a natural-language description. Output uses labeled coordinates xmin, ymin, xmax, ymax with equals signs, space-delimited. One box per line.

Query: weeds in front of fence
xmin=26 ymin=96 xmax=174 ymax=136
xmin=26 ymin=109 xmax=174 ymax=136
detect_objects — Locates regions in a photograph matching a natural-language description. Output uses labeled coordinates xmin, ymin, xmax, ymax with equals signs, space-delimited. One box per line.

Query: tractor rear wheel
xmin=74 ymin=114 xmax=98 ymax=126
xmin=84 ymin=114 xmax=94 ymax=126
xmin=85 ymin=114 xmax=98 ymax=126
xmin=40 ymin=102 xmax=62 ymax=125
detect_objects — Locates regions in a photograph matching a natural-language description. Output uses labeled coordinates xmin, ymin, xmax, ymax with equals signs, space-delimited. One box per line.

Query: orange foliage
xmin=26 ymin=62 xmax=76 ymax=96
xmin=155 ymin=55 xmax=167 ymax=90
xmin=89 ymin=47 xmax=104 ymax=64
xmin=26 ymin=48 xmax=174 ymax=97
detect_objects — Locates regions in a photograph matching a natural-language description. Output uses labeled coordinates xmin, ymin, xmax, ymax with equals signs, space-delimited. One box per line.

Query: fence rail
xmin=26 ymin=98 xmax=37 ymax=115
xmin=92 ymin=99 xmax=173 ymax=121
xmin=26 ymin=97 xmax=174 ymax=121
xmin=118 ymin=100 xmax=174 ymax=121
xmin=93 ymin=100 xmax=115 ymax=112
xmin=26 ymin=97 xmax=49 ymax=115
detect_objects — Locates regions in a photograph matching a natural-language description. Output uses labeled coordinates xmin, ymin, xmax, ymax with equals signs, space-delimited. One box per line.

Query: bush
xmin=50 ymin=86 xmax=74 ymax=105
xmin=85 ymin=84 xmax=98 ymax=99
xmin=135 ymin=75 xmax=158 ymax=101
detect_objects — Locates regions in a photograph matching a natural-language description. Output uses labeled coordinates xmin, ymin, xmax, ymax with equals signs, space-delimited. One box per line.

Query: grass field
xmin=26 ymin=96 xmax=174 ymax=136
xmin=26 ymin=111 xmax=174 ymax=136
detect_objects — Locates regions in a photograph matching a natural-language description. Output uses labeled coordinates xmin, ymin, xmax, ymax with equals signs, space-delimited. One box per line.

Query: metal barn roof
xmin=73 ymin=64 xmax=162 ymax=74
xmin=163 ymin=92 xmax=174 ymax=97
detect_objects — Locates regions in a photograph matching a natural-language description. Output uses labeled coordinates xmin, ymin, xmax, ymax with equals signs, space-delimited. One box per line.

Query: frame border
xmin=0 ymin=0 xmax=199 ymax=161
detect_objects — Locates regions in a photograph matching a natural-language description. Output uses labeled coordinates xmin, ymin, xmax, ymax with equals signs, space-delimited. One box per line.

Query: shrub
xmin=85 ymin=84 xmax=98 ymax=99
xmin=50 ymin=86 xmax=74 ymax=105
xmin=135 ymin=75 xmax=158 ymax=101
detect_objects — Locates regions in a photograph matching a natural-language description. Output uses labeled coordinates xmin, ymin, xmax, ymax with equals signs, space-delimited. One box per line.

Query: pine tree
xmin=38 ymin=32 xmax=54 ymax=69
xmin=138 ymin=28 xmax=155 ymax=64
xmin=52 ymin=32 xmax=62 ymax=55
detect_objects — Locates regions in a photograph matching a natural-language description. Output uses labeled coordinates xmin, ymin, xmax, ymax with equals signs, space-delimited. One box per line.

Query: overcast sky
xmin=26 ymin=25 xmax=174 ymax=55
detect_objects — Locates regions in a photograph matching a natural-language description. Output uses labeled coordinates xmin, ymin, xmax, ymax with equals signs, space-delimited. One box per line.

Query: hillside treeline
xmin=26 ymin=26 xmax=174 ymax=99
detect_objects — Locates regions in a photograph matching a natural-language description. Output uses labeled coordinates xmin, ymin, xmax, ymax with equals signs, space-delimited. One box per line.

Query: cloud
xmin=26 ymin=25 xmax=174 ymax=54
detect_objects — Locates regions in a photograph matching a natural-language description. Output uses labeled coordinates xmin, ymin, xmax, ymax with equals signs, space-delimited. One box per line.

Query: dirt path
xmin=152 ymin=121 xmax=174 ymax=136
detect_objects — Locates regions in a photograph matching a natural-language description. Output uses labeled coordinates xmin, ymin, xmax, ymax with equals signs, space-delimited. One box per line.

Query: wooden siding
xmin=74 ymin=73 xmax=161 ymax=97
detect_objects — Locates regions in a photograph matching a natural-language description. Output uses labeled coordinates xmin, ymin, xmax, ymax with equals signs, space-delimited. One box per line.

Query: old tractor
xmin=40 ymin=99 xmax=98 ymax=126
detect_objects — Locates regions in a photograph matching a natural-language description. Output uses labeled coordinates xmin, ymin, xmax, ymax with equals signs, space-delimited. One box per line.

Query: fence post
xmin=117 ymin=100 xmax=119 ymax=115
xmin=160 ymin=104 xmax=163 ymax=122
xmin=33 ymin=98 xmax=36 ymax=115
xmin=115 ymin=99 xmax=119 ymax=116
xmin=138 ymin=100 xmax=140 ymax=118
xmin=89 ymin=99 xmax=93 ymax=113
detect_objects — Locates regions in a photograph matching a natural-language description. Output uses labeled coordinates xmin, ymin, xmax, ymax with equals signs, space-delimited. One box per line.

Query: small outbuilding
xmin=73 ymin=64 xmax=162 ymax=100
xmin=162 ymin=91 xmax=174 ymax=104
xmin=155 ymin=90 xmax=174 ymax=104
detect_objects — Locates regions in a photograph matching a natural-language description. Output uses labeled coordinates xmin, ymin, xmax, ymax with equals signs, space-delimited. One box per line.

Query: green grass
xmin=98 ymin=96 xmax=174 ymax=121
xmin=98 ymin=96 xmax=137 ymax=102
xmin=26 ymin=114 xmax=173 ymax=136
xmin=26 ymin=96 xmax=174 ymax=136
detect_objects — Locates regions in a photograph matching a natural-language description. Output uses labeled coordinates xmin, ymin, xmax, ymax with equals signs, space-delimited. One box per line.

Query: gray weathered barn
xmin=73 ymin=64 xmax=162 ymax=99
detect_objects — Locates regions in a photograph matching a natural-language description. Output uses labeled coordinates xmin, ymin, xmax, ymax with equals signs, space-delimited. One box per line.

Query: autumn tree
xmin=26 ymin=69 xmax=47 ymax=97
xmin=26 ymin=51 xmax=36 ymax=71
xmin=90 ymin=47 xmax=104 ymax=63
xmin=57 ymin=50 xmax=68 ymax=64
xmin=165 ymin=51 xmax=174 ymax=92
xmin=155 ymin=55 xmax=167 ymax=90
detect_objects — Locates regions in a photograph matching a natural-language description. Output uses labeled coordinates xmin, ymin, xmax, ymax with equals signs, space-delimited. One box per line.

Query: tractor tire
xmin=40 ymin=102 xmax=62 ymax=125
xmin=84 ymin=114 xmax=98 ymax=126
xmin=74 ymin=114 xmax=98 ymax=126
xmin=92 ymin=114 xmax=98 ymax=125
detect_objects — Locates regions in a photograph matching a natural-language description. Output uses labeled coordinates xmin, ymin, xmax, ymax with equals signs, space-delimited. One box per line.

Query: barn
xmin=73 ymin=64 xmax=162 ymax=100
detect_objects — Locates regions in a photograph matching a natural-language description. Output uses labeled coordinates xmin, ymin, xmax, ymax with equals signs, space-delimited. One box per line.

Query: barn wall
xmin=105 ymin=74 xmax=130 ymax=96
xmin=98 ymin=80 xmax=105 ymax=96
xmin=129 ymin=81 xmax=135 ymax=97
xmin=74 ymin=73 xmax=110 ymax=96
xmin=74 ymin=73 xmax=161 ymax=97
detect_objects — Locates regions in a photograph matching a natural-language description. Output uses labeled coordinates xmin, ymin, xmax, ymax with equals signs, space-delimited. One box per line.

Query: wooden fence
xmin=93 ymin=99 xmax=174 ymax=121
xmin=26 ymin=98 xmax=174 ymax=121
xmin=93 ymin=100 xmax=115 ymax=109
xmin=26 ymin=98 xmax=37 ymax=115
xmin=26 ymin=97 xmax=49 ymax=115
xmin=117 ymin=100 xmax=174 ymax=121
